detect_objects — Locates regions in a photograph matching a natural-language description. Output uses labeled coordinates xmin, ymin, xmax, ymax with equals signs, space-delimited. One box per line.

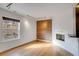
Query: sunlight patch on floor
xmin=25 ymin=43 xmax=52 ymax=49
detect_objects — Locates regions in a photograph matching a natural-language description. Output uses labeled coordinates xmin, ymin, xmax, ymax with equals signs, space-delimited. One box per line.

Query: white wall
xmin=0 ymin=7 xmax=36 ymax=52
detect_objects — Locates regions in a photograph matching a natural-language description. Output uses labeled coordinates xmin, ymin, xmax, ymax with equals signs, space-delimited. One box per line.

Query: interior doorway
xmin=37 ymin=19 xmax=52 ymax=41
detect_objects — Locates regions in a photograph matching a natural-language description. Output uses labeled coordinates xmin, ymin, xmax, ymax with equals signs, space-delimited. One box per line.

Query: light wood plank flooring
xmin=0 ymin=40 xmax=73 ymax=56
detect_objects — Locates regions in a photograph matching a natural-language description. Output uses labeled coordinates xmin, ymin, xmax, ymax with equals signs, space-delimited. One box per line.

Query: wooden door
xmin=76 ymin=13 xmax=79 ymax=37
xmin=37 ymin=19 xmax=52 ymax=41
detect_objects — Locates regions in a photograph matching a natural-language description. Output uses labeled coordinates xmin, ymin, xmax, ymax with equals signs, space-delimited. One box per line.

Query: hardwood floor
xmin=0 ymin=40 xmax=73 ymax=56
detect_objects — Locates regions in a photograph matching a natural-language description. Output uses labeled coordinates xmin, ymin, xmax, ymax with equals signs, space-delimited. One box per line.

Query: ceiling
xmin=0 ymin=3 xmax=51 ymax=18
xmin=0 ymin=3 xmax=76 ymax=19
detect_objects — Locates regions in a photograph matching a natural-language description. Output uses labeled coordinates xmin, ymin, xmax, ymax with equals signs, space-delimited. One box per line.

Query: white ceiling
xmin=0 ymin=3 xmax=58 ymax=18
xmin=0 ymin=3 xmax=50 ymax=18
xmin=0 ymin=3 xmax=76 ymax=19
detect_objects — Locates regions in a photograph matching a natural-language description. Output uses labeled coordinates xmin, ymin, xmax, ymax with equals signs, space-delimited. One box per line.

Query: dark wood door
xmin=37 ymin=19 xmax=52 ymax=41
xmin=76 ymin=13 xmax=79 ymax=37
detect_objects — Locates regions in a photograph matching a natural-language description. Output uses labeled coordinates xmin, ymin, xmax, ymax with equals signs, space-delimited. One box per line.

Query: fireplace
xmin=56 ymin=34 xmax=65 ymax=41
